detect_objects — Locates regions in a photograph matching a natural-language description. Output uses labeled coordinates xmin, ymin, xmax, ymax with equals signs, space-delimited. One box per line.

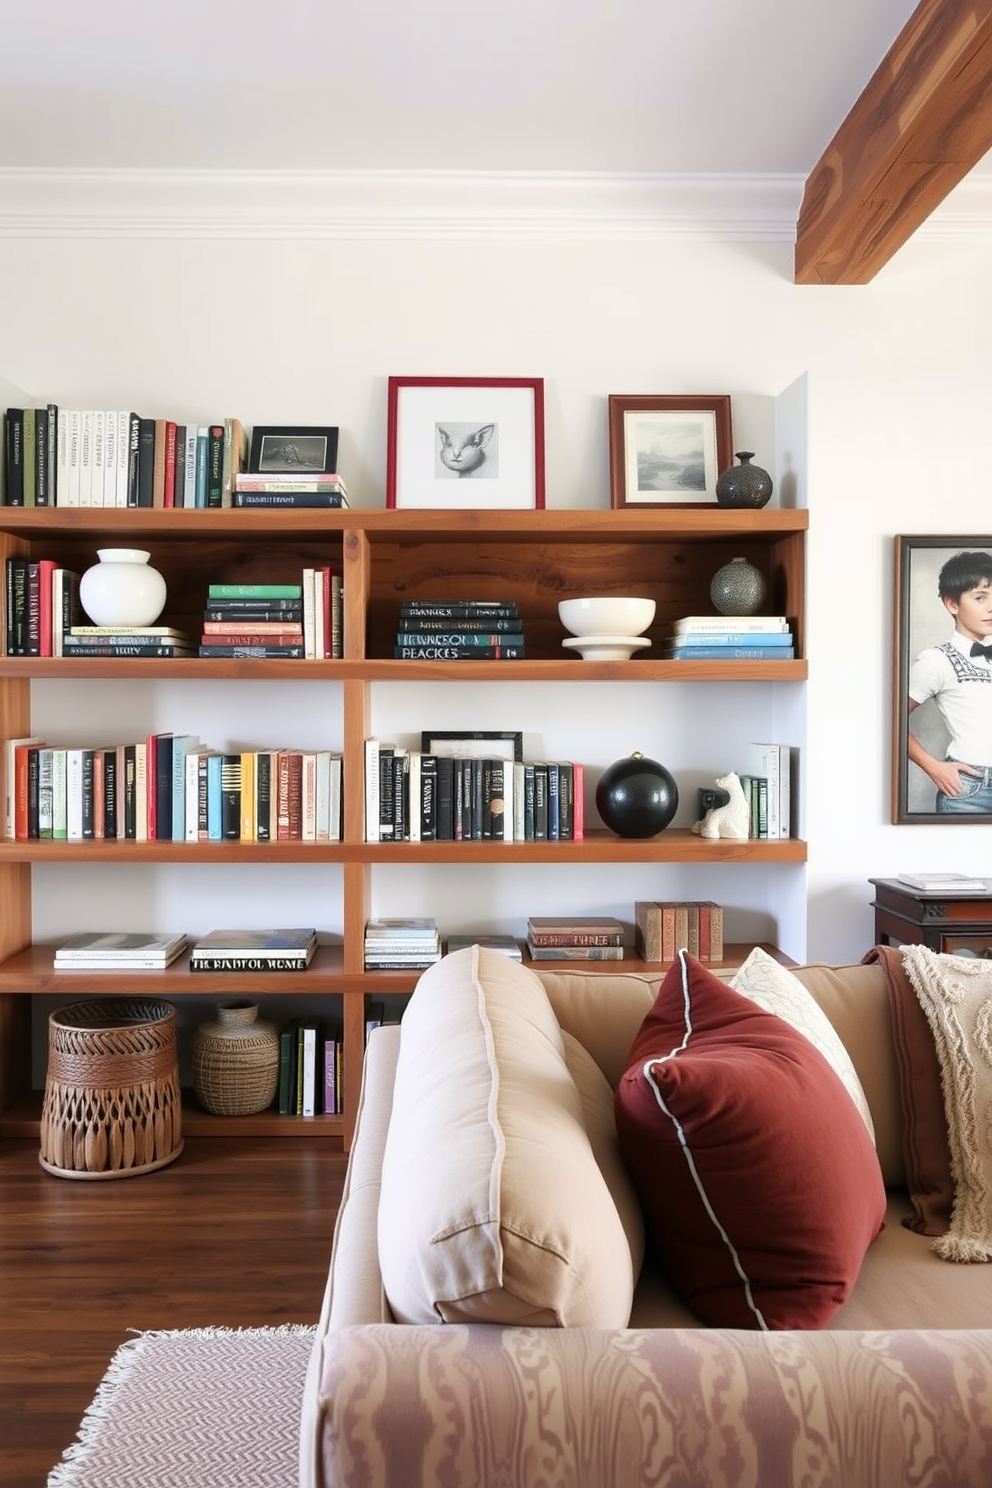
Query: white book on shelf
xmin=116 ymin=411 xmax=131 ymax=506
xmin=312 ymin=568 xmax=326 ymax=659
xmin=78 ymin=410 xmax=94 ymax=506
xmin=314 ymin=749 xmax=332 ymax=841
xmin=101 ymin=410 xmax=117 ymax=507
xmin=302 ymin=568 xmax=316 ymax=658
xmin=364 ymin=738 xmax=380 ymax=842
xmin=65 ymin=748 xmax=85 ymax=840
xmin=301 ymin=751 xmax=318 ymax=842
xmin=301 ymin=1025 xmax=318 ymax=1117
xmin=328 ymin=754 xmax=342 ymax=842
xmin=407 ymin=750 xmax=421 ymax=842
xmin=501 ymin=757 xmax=514 ymax=842
xmin=742 ymin=741 xmax=792 ymax=839
xmin=183 ymin=423 xmax=198 ymax=508
xmin=66 ymin=409 xmax=82 ymax=507
xmin=56 ymin=410 xmax=70 ymax=508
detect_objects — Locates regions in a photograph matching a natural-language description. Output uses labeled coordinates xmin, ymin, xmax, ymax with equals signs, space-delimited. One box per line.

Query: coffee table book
xmin=53 ymin=931 xmax=187 ymax=970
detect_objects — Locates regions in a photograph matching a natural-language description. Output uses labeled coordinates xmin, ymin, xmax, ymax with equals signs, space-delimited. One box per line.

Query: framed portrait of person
xmin=893 ymin=534 xmax=992 ymax=823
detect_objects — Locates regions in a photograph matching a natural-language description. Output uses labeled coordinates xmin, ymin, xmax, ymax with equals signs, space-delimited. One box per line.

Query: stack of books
xmin=394 ymin=599 xmax=524 ymax=660
xmin=663 ymin=615 xmax=794 ymax=660
xmin=4 ymin=558 xmax=82 ymax=656
xmin=634 ymin=901 xmax=724 ymax=963
xmin=199 ymin=583 xmax=305 ymax=658
xmin=53 ymin=930 xmax=187 ymax=971
xmin=363 ymin=918 xmax=441 ymax=971
xmin=233 ymin=471 xmax=349 ymax=509
xmin=63 ymin=624 xmax=195 ymax=659
xmin=189 ymin=927 xmax=317 ymax=973
xmin=737 ymin=741 xmax=793 ymax=839
xmin=525 ymin=916 xmax=625 ymax=961
xmin=278 ymin=1017 xmax=342 ymax=1117
xmin=445 ymin=933 xmax=522 ymax=960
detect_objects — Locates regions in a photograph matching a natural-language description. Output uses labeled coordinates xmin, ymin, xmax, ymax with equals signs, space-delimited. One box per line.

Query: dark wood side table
xmin=869 ymin=878 xmax=992 ymax=956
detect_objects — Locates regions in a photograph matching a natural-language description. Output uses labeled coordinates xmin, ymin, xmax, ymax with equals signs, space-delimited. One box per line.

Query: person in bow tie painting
xmin=907 ymin=549 xmax=992 ymax=814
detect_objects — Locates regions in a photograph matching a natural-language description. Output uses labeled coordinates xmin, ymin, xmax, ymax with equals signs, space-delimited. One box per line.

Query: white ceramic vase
xmin=79 ymin=548 xmax=167 ymax=627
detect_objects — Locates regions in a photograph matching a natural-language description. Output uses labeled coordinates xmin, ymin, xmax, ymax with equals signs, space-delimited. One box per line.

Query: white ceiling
xmin=2 ymin=0 xmax=977 ymax=179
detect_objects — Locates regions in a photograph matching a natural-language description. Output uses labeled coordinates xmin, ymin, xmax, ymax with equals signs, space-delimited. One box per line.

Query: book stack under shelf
xmin=0 ymin=502 xmax=808 ymax=1153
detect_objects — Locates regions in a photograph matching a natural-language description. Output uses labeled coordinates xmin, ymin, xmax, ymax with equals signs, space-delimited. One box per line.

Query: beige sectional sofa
xmin=300 ymin=944 xmax=992 ymax=1488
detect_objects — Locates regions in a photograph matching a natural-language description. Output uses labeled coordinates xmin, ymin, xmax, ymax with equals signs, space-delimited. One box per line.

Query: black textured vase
xmin=715 ymin=451 xmax=773 ymax=509
xmin=595 ymin=752 xmax=678 ymax=838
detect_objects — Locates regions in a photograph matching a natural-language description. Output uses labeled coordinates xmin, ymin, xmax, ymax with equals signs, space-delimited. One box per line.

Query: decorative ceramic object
xmin=190 ymin=1000 xmax=280 ymax=1116
xmin=709 ymin=556 xmax=767 ymax=616
xmin=558 ymin=596 xmax=655 ymax=639
xmin=595 ymin=751 xmax=678 ymax=838
xmin=79 ymin=548 xmax=167 ymax=627
xmin=715 ymin=451 xmax=773 ymax=509
xmin=691 ymin=771 xmax=750 ymax=840
xmin=562 ymin=635 xmax=651 ymax=661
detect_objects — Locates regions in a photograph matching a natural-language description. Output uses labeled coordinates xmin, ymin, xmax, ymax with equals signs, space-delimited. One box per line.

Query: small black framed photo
xmin=248 ymin=425 xmax=339 ymax=475
xmin=420 ymin=730 xmax=523 ymax=762
xmin=894 ymin=534 xmax=992 ymax=823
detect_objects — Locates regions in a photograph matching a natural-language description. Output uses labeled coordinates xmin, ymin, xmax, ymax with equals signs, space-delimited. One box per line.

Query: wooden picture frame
xmin=386 ymin=377 xmax=545 ymax=509
xmin=420 ymin=730 xmax=524 ymax=762
xmin=894 ymin=534 xmax=992 ymax=823
xmin=248 ymin=426 xmax=339 ymax=475
xmin=608 ymin=394 xmax=732 ymax=507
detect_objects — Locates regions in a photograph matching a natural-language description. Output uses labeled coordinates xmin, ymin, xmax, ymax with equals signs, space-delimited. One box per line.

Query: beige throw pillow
xmin=900 ymin=946 xmax=992 ymax=1263
xmin=731 ymin=946 xmax=875 ymax=1140
xmin=377 ymin=946 xmax=637 ymax=1327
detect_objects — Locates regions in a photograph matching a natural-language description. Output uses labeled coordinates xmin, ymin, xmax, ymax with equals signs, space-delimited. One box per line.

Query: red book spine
xmin=571 ymin=761 xmax=584 ymax=841
xmin=37 ymin=558 xmax=57 ymax=657
xmin=163 ymin=421 xmax=178 ymax=508
xmin=145 ymin=732 xmax=158 ymax=840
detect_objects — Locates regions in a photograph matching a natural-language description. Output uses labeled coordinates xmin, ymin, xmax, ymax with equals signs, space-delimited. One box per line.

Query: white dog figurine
xmin=692 ymin=771 xmax=750 ymax=840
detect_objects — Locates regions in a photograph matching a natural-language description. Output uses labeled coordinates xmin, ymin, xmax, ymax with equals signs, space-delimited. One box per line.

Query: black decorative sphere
xmin=596 ymin=752 xmax=679 ymax=838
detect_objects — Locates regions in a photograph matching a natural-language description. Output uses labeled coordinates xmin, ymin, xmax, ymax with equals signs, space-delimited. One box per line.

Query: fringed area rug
xmin=47 ymin=1324 xmax=315 ymax=1488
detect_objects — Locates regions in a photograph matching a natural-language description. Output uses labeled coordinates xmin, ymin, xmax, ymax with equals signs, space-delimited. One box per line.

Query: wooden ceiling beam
xmin=795 ymin=0 xmax=992 ymax=284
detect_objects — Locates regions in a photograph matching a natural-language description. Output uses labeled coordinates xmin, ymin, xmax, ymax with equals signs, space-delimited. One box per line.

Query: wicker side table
xmin=39 ymin=998 xmax=184 ymax=1179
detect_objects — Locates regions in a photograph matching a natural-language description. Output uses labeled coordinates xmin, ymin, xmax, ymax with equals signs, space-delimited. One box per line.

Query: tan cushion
xmin=535 ymin=969 xmax=658 ymax=1087
xmin=791 ymin=961 xmax=905 ymax=1188
xmin=377 ymin=946 xmax=636 ymax=1327
xmin=560 ymin=1029 xmax=645 ymax=1281
xmin=731 ymin=946 xmax=875 ymax=1140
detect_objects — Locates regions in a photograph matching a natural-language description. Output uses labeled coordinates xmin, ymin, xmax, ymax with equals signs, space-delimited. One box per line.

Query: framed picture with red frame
xmin=386 ymin=376 xmax=545 ymax=509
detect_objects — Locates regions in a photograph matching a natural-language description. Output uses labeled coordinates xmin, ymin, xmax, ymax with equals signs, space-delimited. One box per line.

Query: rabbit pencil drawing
xmin=437 ymin=422 xmax=496 ymax=478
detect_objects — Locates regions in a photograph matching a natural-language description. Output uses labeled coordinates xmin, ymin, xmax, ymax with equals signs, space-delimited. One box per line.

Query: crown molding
xmin=0 ymin=168 xmax=809 ymax=240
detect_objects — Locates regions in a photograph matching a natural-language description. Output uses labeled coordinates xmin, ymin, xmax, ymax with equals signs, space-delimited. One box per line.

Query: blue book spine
xmin=673 ymin=631 xmax=793 ymax=647
xmin=172 ymin=736 xmax=194 ymax=842
xmin=207 ymin=753 xmax=223 ymax=840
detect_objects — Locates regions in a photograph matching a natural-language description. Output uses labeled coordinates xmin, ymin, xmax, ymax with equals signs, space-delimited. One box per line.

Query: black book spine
xmin=34 ymin=408 xmax=49 ymax=506
xmin=420 ymin=755 xmax=437 ymax=841
xmin=137 ymin=417 xmax=156 ymax=507
xmin=221 ymin=754 xmax=242 ymax=840
xmin=546 ymin=762 xmax=560 ymax=842
xmin=207 ymin=425 xmax=224 ymax=507
xmin=471 ymin=759 xmax=484 ymax=841
xmin=453 ymin=759 xmax=465 ymax=841
xmin=173 ymin=423 xmax=186 ymax=508
xmin=103 ymin=750 xmax=117 ymax=838
xmin=558 ymin=762 xmax=573 ymax=841
xmin=123 ymin=745 xmax=137 ymax=839
xmin=127 ymin=413 xmax=141 ymax=506
xmin=435 ymin=756 xmax=454 ymax=840
xmin=4 ymin=409 xmax=24 ymax=505
xmin=488 ymin=760 xmax=506 ymax=841
xmin=154 ymin=736 xmax=173 ymax=841
xmin=392 ymin=754 xmax=407 ymax=842
xmin=256 ymin=752 xmax=271 ymax=842
xmin=26 ymin=747 xmax=41 ymax=838
xmin=80 ymin=749 xmax=95 ymax=839
xmin=481 ymin=758 xmax=496 ymax=839
xmin=533 ymin=764 xmax=548 ymax=840
xmin=524 ymin=763 xmax=536 ymax=840
xmin=46 ymin=403 xmax=58 ymax=506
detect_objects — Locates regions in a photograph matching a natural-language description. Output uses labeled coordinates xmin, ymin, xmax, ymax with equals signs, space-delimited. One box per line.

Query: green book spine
xmin=208 ymin=584 xmax=304 ymax=599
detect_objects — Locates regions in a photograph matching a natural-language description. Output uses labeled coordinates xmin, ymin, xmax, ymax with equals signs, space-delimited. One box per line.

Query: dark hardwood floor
xmin=0 ymin=1136 xmax=347 ymax=1488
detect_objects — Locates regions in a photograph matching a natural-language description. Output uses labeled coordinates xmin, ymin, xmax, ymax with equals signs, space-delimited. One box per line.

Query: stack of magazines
xmin=363 ymin=918 xmax=440 ymax=971
xmin=53 ymin=931 xmax=187 ymax=970
xmin=189 ymin=927 xmax=317 ymax=972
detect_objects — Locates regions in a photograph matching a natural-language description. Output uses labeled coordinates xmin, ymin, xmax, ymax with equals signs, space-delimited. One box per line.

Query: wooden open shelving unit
xmin=0 ymin=504 xmax=807 ymax=1150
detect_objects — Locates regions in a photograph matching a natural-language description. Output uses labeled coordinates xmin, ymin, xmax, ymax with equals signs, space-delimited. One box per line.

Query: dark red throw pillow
xmin=614 ymin=952 xmax=886 ymax=1329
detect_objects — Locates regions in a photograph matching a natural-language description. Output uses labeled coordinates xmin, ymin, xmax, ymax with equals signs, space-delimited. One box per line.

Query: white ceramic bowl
xmin=558 ymin=596 xmax=655 ymax=639
xmin=562 ymin=635 xmax=651 ymax=661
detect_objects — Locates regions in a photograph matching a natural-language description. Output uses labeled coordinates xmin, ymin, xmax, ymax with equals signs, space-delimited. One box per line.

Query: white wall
xmin=3 ymin=226 xmax=991 ymax=965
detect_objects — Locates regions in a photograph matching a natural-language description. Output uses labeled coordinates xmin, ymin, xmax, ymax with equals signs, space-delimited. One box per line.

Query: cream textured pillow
xmin=377 ymin=946 xmax=637 ymax=1327
xmin=731 ymin=947 xmax=875 ymax=1140
xmin=900 ymin=946 xmax=992 ymax=1263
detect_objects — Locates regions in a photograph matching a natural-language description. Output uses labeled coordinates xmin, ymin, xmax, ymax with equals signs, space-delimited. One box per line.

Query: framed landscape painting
xmin=608 ymin=394 xmax=732 ymax=507
xmin=893 ymin=534 xmax=992 ymax=823
xmin=386 ymin=377 xmax=545 ymax=509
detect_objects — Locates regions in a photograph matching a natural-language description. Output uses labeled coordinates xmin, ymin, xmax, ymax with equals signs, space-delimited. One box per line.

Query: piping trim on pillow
xmin=642 ymin=950 xmax=769 ymax=1331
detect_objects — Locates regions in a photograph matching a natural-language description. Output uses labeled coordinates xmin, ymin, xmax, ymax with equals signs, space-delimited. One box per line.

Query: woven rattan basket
xmin=39 ymin=998 xmax=183 ymax=1180
xmin=190 ymin=1000 xmax=280 ymax=1116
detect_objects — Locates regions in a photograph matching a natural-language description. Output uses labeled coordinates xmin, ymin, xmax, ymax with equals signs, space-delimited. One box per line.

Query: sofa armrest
xmin=311 ymin=1323 xmax=992 ymax=1488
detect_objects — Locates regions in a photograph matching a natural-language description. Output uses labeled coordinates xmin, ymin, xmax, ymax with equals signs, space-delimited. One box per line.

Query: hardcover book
xmin=55 ymin=931 xmax=187 ymax=961
xmin=526 ymin=916 xmax=625 ymax=946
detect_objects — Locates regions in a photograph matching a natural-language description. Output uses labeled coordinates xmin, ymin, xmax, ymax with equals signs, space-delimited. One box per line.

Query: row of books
xmin=279 ymin=1017 xmax=344 ymax=1117
xmin=4 ymin=559 xmax=81 ymax=656
xmin=364 ymin=917 xmax=441 ymax=971
xmin=50 ymin=926 xmax=319 ymax=973
xmin=738 ymin=742 xmax=793 ymax=839
xmin=1 ymin=408 xmax=250 ymax=509
xmin=5 ymin=735 xmax=343 ymax=843
xmin=364 ymin=741 xmax=584 ymax=842
xmin=198 ymin=578 xmax=342 ymax=660
xmin=635 ymin=900 xmax=725 ymax=962
xmin=663 ymin=614 xmax=795 ymax=661
xmin=232 ymin=471 xmax=349 ymax=509
xmin=394 ymin=598 xmax=525 ymax=661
